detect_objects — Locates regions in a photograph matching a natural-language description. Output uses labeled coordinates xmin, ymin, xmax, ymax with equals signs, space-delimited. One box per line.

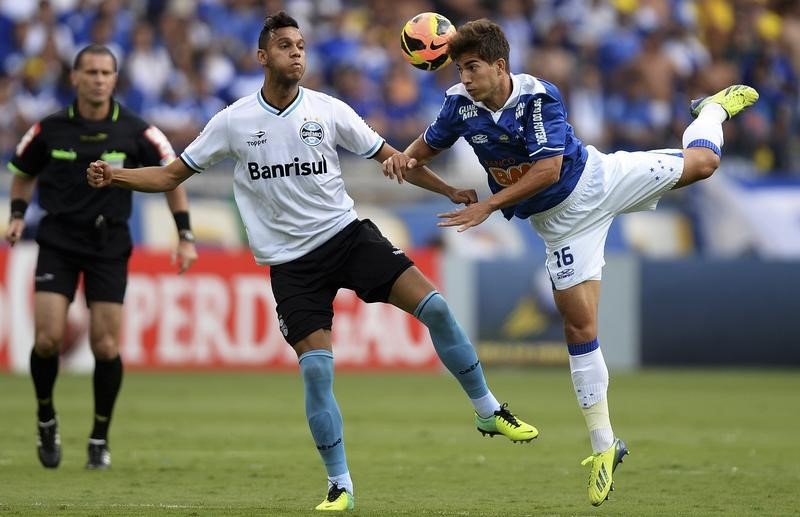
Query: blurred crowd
xmin=1 ymin=0 xmax=798 ymax=177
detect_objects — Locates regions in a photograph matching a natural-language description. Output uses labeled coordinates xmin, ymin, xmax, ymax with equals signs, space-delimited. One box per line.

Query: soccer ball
xmin=400 ymin=12 xmax=456 ymax=71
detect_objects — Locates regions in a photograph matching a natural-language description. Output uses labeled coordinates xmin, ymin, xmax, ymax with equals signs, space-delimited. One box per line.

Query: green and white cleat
xmin=315 ymin=483 xmax=354 ymax=511
xmin=475 ymin=403 xmax=539 ymax=443
xmin=581 ymin=438 xmax=629 ymax=506
xmin=690 ymin=85 xmax=759 ymax=119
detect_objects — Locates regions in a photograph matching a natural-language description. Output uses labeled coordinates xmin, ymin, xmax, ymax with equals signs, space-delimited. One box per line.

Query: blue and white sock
xmin=568 ymin=338 xmax=614 ymax=453
xmin=299 ymin=350 xmax=350 ymax=489
xmin=414 ymin=291 xmax=500 ymax=417
xmin=683 ymin=104 xmax=726 ymax=157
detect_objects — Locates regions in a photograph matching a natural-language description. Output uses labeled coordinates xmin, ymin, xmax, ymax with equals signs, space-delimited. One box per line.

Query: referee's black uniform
xmin=8 ymin=99 xmax=174 ymax=303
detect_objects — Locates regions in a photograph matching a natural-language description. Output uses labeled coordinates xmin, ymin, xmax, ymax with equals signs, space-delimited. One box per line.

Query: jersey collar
xmin=258 ymin=87 xmax=304 ymax=117
xmin=68 ymin=99 xmax=120 ymax=122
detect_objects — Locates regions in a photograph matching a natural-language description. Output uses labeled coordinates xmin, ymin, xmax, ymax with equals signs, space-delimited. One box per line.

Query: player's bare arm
xmin=438 ymin=155 xmax=563 ymax=232
xmin=5 ymin=173 xmax=37 ymax=246
xmin=381 ymin=136 xmax=440 ymax=181
xmin=87 ymin=158 xmax=194 ymax=192
xmin=376 ymin=141 xmax=476 ymax=205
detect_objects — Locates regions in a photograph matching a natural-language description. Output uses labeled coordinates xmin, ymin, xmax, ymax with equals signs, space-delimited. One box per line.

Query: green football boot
xmin=315 ymin=483 xmax=354 ymax=511
xmin=690 ymin=85 xmax=759 ymax=119
xmin=475 ymin=403 xmax=539 ymax=443
xmin=581 ymin=438 xmax=629 ymax=506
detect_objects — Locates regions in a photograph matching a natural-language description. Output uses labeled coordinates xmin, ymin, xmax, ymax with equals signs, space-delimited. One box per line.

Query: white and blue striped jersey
xmin=181 ymin=87 xmax=384 ymax=265
xmin=424 ymin=73 xmax=588 ymax=219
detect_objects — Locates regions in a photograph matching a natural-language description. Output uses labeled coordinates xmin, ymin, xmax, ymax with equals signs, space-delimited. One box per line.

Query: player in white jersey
xmin=87 ymin=12 xmax=539 ymax=512
xmin=382 ymin=19 xmax=758 ymax=507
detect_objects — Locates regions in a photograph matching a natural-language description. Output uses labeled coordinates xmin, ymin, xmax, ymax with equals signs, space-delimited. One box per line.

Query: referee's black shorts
xmin=270 ymin=219 xmax=414 ymax=346
xmin=35 ymin=244 xmax=128 ymax=304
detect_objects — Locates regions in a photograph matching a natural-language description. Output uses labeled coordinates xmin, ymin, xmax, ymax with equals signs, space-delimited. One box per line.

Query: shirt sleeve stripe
xmin=362 ymin=138 xmax=385 ymax=158
xmin=529 ymin=146 xmax=564 ymax=157
xmin=422 ymin=128 xmax=448 ymax=150
xmin=7 ymin=162 xmax=31 ymax=177
xmin=180 ymin=153 xmax=204 ymax=173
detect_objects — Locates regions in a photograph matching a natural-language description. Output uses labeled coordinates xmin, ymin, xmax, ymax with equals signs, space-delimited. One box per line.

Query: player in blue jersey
xmin=88 ymin=11 xmax=538 ymax=512
xmin=382 ymin=19 xmax=758 ymax=507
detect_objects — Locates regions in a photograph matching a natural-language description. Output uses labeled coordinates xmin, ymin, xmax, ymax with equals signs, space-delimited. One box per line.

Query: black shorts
xmin=35 ymin=244 xmax=128 ymax=305
xmin=270 ymin=219 xmax=414 ymax=346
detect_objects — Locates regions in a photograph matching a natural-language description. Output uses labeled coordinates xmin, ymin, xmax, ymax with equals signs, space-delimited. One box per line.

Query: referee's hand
xmin=87 ymin=160 xmax=113 ymax=188
xmin=5 ymin=218 xmax=24 ymax=246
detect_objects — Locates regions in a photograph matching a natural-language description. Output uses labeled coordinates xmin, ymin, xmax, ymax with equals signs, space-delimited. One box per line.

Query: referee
xmin=5 ymin=44 xmax=198 ymax=470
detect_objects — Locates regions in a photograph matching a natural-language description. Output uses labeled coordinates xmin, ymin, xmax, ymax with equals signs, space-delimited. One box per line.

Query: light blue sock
xmin=414 ymin=292 xmax=490 ymax=399
xmin=299 ymin=350 xmax=348 ymax=477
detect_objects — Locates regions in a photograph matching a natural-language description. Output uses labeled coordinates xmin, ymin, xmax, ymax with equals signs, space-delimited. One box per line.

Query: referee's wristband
xmin=10 ymin=198 xmax=28 ymax=220
xmin=172 ymin=211 xmax=191 ymax=232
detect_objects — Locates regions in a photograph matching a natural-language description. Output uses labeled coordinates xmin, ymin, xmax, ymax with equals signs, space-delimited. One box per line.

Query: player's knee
xmin=563 ymin=321 xmax=597 ymax=344
xmin=90 ymin=336 xmax=119 ymax=360
xmin=33 ymin=333 xmax=61 ymax=357
xmin=415 ymin=292 xmax=452 ymax=326
xmin=686 ymin=149 xmax=721 ymax=181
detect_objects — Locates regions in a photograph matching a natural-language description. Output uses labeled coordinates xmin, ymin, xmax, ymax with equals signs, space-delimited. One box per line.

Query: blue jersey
xmin=424 ymin=73 xmax=588 ymax=219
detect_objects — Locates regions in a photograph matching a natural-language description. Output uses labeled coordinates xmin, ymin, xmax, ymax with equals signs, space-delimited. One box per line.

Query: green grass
xmin=1 ymin=369 xmax=798 ymax=516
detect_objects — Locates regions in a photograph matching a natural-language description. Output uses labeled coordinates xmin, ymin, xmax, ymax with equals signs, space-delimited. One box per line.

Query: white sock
xmin=471 ymin=392 xmax=501 ymax=418
xmin=584 ymin=399 xmax=615 ymax=453
xmin=682 ymin=105 xmax=725 ymax=150
xmin=569 ymin=347 xmax=614 ymax=453
xmin=328 ymin=472 xmax=353 ymax=495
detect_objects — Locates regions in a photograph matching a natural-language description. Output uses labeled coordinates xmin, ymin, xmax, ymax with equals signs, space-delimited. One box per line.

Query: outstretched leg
xmin=674 ymin=85 xmax=759 ymax=189
xmin=389 ymin=266 xmax=538 ymax=443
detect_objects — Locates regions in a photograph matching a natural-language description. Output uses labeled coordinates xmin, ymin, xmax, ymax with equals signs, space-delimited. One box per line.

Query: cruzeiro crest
xmin=299 ymin=121 xmax=324 ymax=146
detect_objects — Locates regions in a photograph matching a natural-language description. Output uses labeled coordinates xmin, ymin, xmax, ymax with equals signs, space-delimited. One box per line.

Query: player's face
xmin=71 ymin=53 xmax=117 ymax=106
xmin=259 ymin=27 xmax=306 ymax=81
xmin=455 ymin=52 xmax=504 ymax=104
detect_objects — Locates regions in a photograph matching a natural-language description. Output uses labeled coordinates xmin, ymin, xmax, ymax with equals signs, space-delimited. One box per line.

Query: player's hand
xmin=87 ymin=160 xmax=114 ymax=188
xmin=382 ymin=153 xmax=417 ymax=184
xmin=5 ymin=218 xmax=25 ymax=246
xmin=448 ymin=187 xmax=478 ymax=206
xmin=173 ymin=240 xmax=198 ymax=274
xmin=437 ymin=201 xmax=494 ymax=232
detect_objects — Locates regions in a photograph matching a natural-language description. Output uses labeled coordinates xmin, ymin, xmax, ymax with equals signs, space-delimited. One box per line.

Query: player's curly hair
xmin=447 ymin=19 xmax=510 ymax=70
xmin=258 ymin=11 xmax=300 ymax=50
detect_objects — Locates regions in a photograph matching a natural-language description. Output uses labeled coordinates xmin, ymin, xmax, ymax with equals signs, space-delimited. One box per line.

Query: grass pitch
xmin=0 ymin=368 xmax=798 ymax=516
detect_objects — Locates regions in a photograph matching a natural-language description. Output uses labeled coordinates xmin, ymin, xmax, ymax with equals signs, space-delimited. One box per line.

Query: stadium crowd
xmin=0 ymin=0 xmax=797 ymax=177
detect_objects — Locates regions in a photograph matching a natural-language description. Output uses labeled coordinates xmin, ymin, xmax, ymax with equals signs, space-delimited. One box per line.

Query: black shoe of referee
xmin=36 ymin=418 xmax=62 ymax=468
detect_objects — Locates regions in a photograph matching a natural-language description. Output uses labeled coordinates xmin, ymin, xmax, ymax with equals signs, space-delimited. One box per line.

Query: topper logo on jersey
xmin=532 ymin=98 xmax=547 ymax=145
xmin=488 ymin=161 xmax=533 ymax=187
xmin=247 ymin=156 xmax=328 ymax=180
xmin=458 ymin=105 xmax=478 ymax=120
xmin=247 ymin=130 xmax=267 ymax=147
xmin=300 ymin=121 xmax=324 ymax=146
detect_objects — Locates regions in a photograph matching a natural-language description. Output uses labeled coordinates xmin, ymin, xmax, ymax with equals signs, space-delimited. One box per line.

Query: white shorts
xmin=530 ymin=145 xmax=683 ymax=290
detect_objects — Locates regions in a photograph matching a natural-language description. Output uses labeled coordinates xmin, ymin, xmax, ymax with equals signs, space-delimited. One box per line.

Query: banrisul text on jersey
xmin=248 ymin=156 xmax=327 ymax=179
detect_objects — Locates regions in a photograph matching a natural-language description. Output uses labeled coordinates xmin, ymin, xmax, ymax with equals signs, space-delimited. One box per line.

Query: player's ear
xmin=256 ymin=48 xmax=269 ymax=66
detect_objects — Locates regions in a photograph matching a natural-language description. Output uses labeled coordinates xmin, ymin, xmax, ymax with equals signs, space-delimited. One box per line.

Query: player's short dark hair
xmin=258 ymin=11 xmax=300 ymax=50
xmin=448 ymin=19 xmax=510 ymax=69
xmin=73 ymin=44 xmax=118 ymax=72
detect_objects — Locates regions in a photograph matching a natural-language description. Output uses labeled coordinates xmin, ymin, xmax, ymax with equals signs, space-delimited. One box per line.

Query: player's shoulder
xmin=114 ymin=102 xmax=152 ymax=131
xmin=300 ymin=86 xmax=346 ymax=111
xmin=514 ymin=73 xmax=563 ymax=103
xmin=37 ymin=105 xmax=71 ymax=128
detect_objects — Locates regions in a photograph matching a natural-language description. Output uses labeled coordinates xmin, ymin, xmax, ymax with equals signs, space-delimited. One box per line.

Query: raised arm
xmin=87 ymin=157 xmax=194 ymax=192
xmin=377 ymin=138 xmax=477 ymax=205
